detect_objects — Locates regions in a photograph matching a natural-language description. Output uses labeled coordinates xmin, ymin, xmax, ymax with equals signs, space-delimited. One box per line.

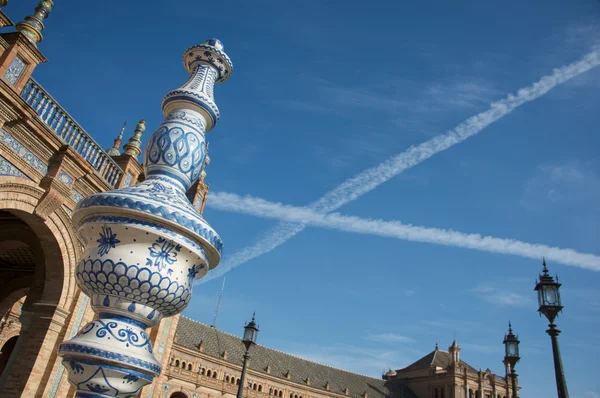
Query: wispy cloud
xmin=202 ymin=50 xmax=600 ymax=283
xmin=404 ymin=289 xmax=417 ymax=297
xmin=367 ymin=333 xmax=414 ymax=344
xmin=283 ymin=342 xmax=420 ymax=377
xmin=470 ymin=284 xmax=535 ymax=307
xmin=206 ymin=191 xmax=600 ymax=271
xmin=522 ymin=162 xmax=600 ymax=211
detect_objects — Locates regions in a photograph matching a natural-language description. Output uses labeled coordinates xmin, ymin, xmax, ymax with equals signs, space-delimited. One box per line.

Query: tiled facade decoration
xmin=72 ymin=190 xmax=84 ymax=203
xmin=57 ymin=170 xmax=73 ymax=187
xmin=0 ymin=155 xmax=31 ymax=180
xmin=0 ymin=129 xmax=47 ymax=174
xmin=122 ymin=171 xmax=133 ymax=187
xmin=3 ymin=56 xmax=26 ymax=85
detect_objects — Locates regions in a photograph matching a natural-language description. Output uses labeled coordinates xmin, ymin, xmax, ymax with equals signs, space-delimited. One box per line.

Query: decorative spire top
xmin=435 ymin=342 xmax=439 ymax=351
xmin=542 ymin=257 xmax=549 ymax=276
xmin=15 ymin=0 xmax=53 ymax=46
xmin=106 ymin=122 xmax=126 ymax=156
xmin=62 ymin=39 xmax=234 ymax=397
xmin=508 ymin=321 xmax=513 ymax=333
xmin=123 ymin=120 xmax=146 ymax=158
xmin=145 ymin=39 xmax=233 ymax=190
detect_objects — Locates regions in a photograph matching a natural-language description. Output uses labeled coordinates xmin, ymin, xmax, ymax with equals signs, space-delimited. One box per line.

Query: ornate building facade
xmin=0 ymin=2 xmax=519 ymax=397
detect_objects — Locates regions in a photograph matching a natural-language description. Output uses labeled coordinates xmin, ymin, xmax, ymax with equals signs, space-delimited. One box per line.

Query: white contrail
xmin=207 ymin=192 xmax=600 ymax=271
xmin=201 ymin=50 xmax=600 ymax=283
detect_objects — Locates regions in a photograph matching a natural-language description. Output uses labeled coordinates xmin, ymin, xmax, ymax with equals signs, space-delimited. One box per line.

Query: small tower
xmin=0 ymin=1 xmax=52 ymax=93
xmin=15 ymin=0 xmax=53 ymax=46
xmin=0 ymin=1 xmax=13 ymax=28
xmin=449 ymin=339 xmax=461 ymax=366
xmin=106 ymin=122 xmax=126 ymax=156
xmin=123 ymin=119 xmax=146 ymax=158
xmin=111 ymin=120 xmax=146 ymax=188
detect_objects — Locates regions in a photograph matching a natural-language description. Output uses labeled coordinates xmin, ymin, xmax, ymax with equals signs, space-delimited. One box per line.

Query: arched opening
xmin=207 ymin=369 xmax=212 ymax=377
xmin=0 ymin=336 xmax=19 ymax=375
xmin=279 ymin=391 xmax=283 ymax=397
xmin=175 ymin=359 xmax=180 ymax=367
xmin=170 ymin=392 xmax=189 ymax=398
xmin=469 ymin=390 xmax=474 ymax=398
xmin=435 ymin=389 xmax=439 ymax=398
xmin=187 ymin=363 xmax=192 ymax=371
xmin=258 ymin=385 xmax=263 ymax=392
xmin=236 ymin=378 xmax=240 ymax=385
xmin=212 ymin=371 xmax=217 ymax=379
xmin=0 ymin=206 xmax=75 ymax=394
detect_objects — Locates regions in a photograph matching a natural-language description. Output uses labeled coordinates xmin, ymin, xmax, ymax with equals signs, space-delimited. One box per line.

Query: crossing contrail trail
xmin=200 ymin=49 xmax=600 ymax=283
xmin=207 ymin=192 xmax=600 ymax=271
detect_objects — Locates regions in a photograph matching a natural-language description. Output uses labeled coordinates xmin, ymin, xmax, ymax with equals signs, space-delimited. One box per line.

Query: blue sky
xmin=5 ymin=0 xmax=600 ymax=396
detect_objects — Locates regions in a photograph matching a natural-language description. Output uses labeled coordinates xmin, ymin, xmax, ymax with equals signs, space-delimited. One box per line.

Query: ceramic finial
xmin=123 ymin=120 xmax=146 ymax=158
xmin=144 ymin=39 xmax=233 ymax=190
xmin=16 ymin=0 xmax=53 ymax=46
xmin=107 ymin=122 xmax=127 ymax=156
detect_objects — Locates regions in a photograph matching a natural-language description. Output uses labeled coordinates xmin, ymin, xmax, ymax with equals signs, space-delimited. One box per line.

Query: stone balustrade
xmin=20 ymin=78 xmax=123 ymax=187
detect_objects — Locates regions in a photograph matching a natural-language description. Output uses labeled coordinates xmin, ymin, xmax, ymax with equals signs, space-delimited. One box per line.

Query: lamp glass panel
xmin=243 ymin=326 xmax=257 ymax=343
xmin=543 ymin=286 xmax=559 ymax=306
xmin=537 ymin=289 xmax=544 ymax=307
xmin=506 ymin=342 xmax=518 ymax=357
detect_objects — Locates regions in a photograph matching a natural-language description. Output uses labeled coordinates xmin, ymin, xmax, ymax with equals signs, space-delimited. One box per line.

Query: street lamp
xmin=534 ymin=259 xmax=569 ymax=398
xmin=503 ymin=322 xmax=520 ymax=398
xmin=236 ymin=313 xmax=259 ymax=398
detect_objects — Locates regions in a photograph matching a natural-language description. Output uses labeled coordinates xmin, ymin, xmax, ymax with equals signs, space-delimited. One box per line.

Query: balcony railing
xmin=20 ymin=79 xmax=123 ymax=187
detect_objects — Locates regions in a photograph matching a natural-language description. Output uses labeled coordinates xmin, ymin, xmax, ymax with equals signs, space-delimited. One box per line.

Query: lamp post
xmin=236 ymin=313 xmax=259 ymax=398
xmin=503 ymin=322 xmax=520 ymax=398
xmin=535 ymin=259 xmax=569 ymax=398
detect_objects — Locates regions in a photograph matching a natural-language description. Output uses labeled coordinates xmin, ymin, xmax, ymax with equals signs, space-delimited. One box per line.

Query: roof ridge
xmin=179 ymin=316 xmax=385 ymax=382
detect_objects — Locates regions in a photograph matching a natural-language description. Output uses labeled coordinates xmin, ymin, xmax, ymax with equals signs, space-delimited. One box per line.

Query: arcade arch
xmin=0 ymin=179 xmax=80 ymax=396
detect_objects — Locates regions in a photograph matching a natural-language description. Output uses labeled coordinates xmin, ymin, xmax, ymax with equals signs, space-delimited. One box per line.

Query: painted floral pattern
xmin=146 ymin=237 xmax=181 ymax=271
xmin=96 ymin=225 xmax=120 ymax=256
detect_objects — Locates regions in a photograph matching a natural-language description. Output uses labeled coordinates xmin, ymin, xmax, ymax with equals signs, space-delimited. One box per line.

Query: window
xmin=279 ymin=391 xmax=283 ymax=397
xmin=188 ymin=364 xmax=192 ymax=371
xmin=441 ymin=388 xmax=445 ymax=398
xmin=181 ymin=361 xmax=186 ymax=369
xmin=258 ymin=385 xmax=263 ymax=392
xmin=212 ymin=371 xmax=217 ymax=379
xmin=175 ymin=360 xmax=180 ymax=367
xmin=226 ymin=375 xmax=231 ymax=383
xmin=207 ymin=370 xmax=212 ymax=377
xmin=237 ymin=378 xmax=241 ymax=386
xmin=435 ymin=389 xmax=439 ymax=398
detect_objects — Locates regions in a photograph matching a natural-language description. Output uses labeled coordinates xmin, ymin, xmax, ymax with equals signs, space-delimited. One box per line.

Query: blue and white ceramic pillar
xmin=57 ymin=39 xmax=233 ymax=398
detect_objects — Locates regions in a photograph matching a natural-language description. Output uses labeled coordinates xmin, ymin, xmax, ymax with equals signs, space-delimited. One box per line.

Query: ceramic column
xmin=57 ymin=38 xmax=233 ymax=398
